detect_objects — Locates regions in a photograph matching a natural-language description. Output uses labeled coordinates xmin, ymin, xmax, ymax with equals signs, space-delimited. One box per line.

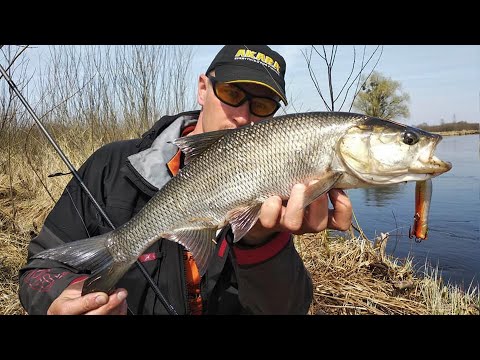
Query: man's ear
xmin=197 ymin=74 xmax=208 ymax=106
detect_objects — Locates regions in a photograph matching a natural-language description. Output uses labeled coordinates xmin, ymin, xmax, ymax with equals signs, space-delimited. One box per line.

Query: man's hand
xmin=47 ymin=278 xmax=128 ymax=315
xmin=242 ymin=183 xmax=352 ymax=246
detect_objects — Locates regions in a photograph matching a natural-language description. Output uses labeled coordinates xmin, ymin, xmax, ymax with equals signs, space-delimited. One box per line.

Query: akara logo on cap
xmin=233 ymin=49 xmax=281 ymax=75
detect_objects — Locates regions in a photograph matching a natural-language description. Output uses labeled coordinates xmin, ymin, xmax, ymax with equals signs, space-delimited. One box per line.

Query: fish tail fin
xmin=32 ymin=233 xmax=130 ymax=296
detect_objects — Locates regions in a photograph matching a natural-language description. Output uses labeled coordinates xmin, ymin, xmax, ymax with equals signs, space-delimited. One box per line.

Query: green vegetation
xmin=353 ymin=71 xmax=410 ymax=120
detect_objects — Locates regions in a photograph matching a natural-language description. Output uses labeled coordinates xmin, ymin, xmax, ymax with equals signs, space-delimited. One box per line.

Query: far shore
xmin=431 ymin=129 xmax=479 ymax=136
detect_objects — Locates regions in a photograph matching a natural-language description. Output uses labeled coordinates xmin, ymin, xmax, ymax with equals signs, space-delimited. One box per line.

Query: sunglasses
xmin=207 ymin=74 xmax=281 ymax=118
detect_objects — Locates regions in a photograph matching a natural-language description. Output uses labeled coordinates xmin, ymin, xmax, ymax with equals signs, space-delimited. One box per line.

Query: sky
xmin=189 ymin=45 xmax=480 ymax=126
xmin=11 ymin=45 xmax=480 ymax=126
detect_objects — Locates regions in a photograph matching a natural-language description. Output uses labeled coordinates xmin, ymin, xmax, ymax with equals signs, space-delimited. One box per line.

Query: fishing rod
xmin=0 ymin=63 xmax=178 ymax=315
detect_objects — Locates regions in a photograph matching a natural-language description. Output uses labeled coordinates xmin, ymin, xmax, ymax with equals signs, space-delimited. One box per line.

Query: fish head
xmin=337 ymin=116 xmax=452 ymax=185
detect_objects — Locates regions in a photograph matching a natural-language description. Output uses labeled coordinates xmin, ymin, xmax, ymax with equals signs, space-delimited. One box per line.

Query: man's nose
xmin=231 ymin=101 xmax=252 ymax=127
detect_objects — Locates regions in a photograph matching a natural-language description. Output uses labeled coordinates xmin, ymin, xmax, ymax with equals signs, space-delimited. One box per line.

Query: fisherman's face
xmin=196 ymin=73 xmax=280 ymax=133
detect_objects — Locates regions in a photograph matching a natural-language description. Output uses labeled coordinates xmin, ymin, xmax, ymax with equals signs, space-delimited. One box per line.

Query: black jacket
xmin=18 ymin=110 xmax=313 ymax=315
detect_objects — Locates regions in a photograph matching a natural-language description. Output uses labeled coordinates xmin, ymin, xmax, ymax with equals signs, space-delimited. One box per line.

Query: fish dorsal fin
xmin=172 ymin=129 xmax=231 ymax=163
xmin=162 ymin=228 xmax=217 ymax=277
xmin=303 ymin=172 xmax=343 ymax=208
xmin=226 ymin=202 xmax=263 ymax=243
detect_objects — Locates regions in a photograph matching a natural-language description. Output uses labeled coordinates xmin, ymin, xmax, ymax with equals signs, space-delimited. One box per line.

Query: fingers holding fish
xmin=47 ymin=279 xmax=107 ymax=315
xmin=282 ymin=183 xmax=312 ymax=232
xmin=242 ymin=183 xmax=348 ymax=244
xmin=280 ymin=185 xmax=351 ymax=234
xmin=239 ymin=196 xmax=282 ymax=246
xmin=283 ymin=183 xmax=329 ymax=234
xmin=253 ymin=183 xmax=328 ymax=236
xmin=257 ymin=195 xmax=283 ymax=230
xmin=326 ymin=189 xmax=352 ymax=231
xmin=301 ymin=193 xmax=330 ymax=233
xmin=254 ymin=183 xmax=329 ymax=236
xmin=86 ymin=289 xmax=128 ymax=315
xmin=47 ymin=278 xmax=128 ymax=315
xmin=241 ymin=184 xmax=328 ymax=244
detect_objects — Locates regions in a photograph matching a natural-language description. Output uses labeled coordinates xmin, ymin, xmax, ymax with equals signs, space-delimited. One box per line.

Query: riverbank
xmin=431 ymin=129 xmax=478 ymax=136
xmin=295 ymin=232 xmax=479 ymax=315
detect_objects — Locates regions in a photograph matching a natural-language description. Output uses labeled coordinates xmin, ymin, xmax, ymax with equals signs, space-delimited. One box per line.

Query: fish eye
xmin=403 ymin=131 xmax=419 ymax=145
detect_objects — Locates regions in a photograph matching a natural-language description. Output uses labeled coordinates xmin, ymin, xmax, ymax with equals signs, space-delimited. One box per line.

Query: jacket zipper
xmin=180 ymin=247 xmax=189 ymax=315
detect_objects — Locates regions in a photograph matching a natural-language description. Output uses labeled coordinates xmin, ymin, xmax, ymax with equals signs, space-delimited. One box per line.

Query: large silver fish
xmin=32 ymin=112 xmax=452 ymax=295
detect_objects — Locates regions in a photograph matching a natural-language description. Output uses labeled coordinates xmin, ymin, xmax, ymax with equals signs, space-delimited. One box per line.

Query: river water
xmin=343 ymin=134 xmax=479 ymax=289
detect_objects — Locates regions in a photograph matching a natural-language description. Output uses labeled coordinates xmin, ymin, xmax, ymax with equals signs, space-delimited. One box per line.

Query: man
xmin=18 ymin=45 xmax=352 ymax=315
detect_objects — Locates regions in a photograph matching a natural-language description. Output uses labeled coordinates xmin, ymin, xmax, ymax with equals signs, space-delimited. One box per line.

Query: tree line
xmin=415 ymin=121 xmax=479 ymax=133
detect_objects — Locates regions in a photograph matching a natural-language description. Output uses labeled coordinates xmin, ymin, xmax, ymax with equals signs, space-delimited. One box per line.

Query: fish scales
xmin=110 ymin=112 xmax=358 ymax=258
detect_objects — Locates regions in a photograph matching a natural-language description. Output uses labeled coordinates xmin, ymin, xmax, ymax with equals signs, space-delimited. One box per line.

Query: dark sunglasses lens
xmin=215 ymin=83 xmax=246 ymax=106
xmin=210 ymin=76 xmax=279 ymax=117
xmin=250 ymin=98 xmax=279 ymax=117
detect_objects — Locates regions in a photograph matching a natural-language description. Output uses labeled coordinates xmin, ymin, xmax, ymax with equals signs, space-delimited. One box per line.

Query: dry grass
xmin=0 ymin=235 xmax=28 ymax=315
xmin=0 ymin=178 xmax=35 ymax=315
xmin=295 ymin=232 xmax=479 ymax=315
xmin=418 ymin=265 xmax=480 ymax=315
xmin=0 ymin=169 xmax=65 ymax=315
xmin=296 ymin=232 xmax=427 ymax=314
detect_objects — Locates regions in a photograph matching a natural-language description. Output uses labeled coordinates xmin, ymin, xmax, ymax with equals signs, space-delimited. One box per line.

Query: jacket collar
xmin=122 ymin=111 xmax=199 ymax=197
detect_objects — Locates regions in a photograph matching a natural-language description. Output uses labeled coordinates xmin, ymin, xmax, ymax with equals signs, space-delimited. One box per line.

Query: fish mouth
xmin=409 ymin=155 xmax=452 ymax=175
xmin=409 ymin=137 xmax=452 ymax=176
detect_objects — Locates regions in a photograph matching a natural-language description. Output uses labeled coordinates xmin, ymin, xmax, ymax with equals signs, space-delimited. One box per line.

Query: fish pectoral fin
xmin=226 ymin=202 xmax=263 ymax=243
xmin=303 ymin=171 xmax=343 ymax=208
xmin=330 ymin=153 xmax=345 ymax=172
xmin=172 ymin=129 xmax=231 ymax=163
xmin=163 ymin=228 xmax=218 ymax=277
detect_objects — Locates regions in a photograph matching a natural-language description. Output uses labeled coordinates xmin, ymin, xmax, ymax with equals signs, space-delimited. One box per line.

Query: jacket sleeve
xmin=18 ymin=147 xmax=113 ymax=315
xmin=229 ymin=232 xmax=313 ymax=314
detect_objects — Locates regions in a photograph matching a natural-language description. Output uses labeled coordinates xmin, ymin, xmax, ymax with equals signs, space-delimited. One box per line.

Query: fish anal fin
xmin=172 ymin=129 xmax=231 ymax=163
xmin=303 ymin=172 xmax=343 ymax=208
xmin=226 ymin=202 xmax=263 ymax=243
xmin=163 ymin=228 xmax=217 ymax=276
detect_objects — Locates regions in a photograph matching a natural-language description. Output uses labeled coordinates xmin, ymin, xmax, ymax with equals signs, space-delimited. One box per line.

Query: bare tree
xmin=0 ymin=45 xmax=36 ymax=225
xmin=28 ymin=45 xmax=196 ymax=140
xmin=0 ymin=45 xmax=34 ymax=136
xmin=302 ymin=45 xmax=383 ymax=112
xmin=1 ymin=45 xmax=197 ymax=202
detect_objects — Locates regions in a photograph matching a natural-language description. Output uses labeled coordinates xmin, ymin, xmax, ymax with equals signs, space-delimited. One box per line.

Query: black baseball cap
xmin=206 ymin=45 xmax=288 ymax=105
